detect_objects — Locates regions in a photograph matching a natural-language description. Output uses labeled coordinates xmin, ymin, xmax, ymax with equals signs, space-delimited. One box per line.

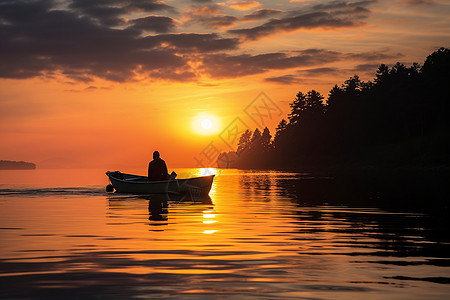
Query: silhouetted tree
xmin=275 ymin=119 xmax=287 ymax=136
xmin=237 ymin=129 xmax=252 ymax=154
xmin=261 ymin=127 xmax=272 ymax=151
xmin=305 ymin=90 xmax=325 ymax=117
xmin=272 ymin=119 xmax=290 ymax=166
xmin=251 ymin=128 xmax=262 ymax=145
xmin=420 ymin=47 xmax=450 ymax=161
xmin=421 ymin=47 xmax=450 ymax=123
xmin=217 ymin=48 xmax=450 ymax=170
xmin=288 ymin=92 xmax=307 ymax=125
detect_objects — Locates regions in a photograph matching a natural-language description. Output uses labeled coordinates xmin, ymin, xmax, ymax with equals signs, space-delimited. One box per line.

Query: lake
xmin=1 ymin=168 xmax=449 ymax=299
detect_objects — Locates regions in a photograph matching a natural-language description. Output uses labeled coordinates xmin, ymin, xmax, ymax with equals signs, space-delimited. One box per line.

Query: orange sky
xmin=0 ymin=0 xmax=449 ymax=169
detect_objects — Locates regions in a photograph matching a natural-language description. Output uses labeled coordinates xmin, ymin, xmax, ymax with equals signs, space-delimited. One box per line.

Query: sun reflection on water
xmin=1 ymin=168 xmax=449 ymax=299
xmin=202 ymin=210 xmax=217 ymax=224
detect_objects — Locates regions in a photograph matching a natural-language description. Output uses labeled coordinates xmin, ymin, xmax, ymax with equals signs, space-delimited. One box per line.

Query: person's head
xmin=153 ymin=151 xmax=160 ymax=159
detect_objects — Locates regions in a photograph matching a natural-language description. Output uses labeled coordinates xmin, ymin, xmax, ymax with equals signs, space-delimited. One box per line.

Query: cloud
xmin=297 ymin=67 xmax=341 ymax=76
xmin=397 ymin=0 xmax=435 ymax=5
xmin=63 ymin=70 xmax=94 ymax=83
xmin=239 ymin=48 xmax=400 ymax=83
xmin=69 ymin=0 xmax=176 ymax=26
xmin=200 ymin=49 xmax=345 ymax=78
xmin=189 ymin=6 xmax=223 ymax=15
xmin=242 ymin=9 xmax=283 ymax=21
xmin=264 ymin=74 xmax=302 ymax=84
xmin=0 ymin=1 xmax=402 ymax=84
xmin=222 ymin=0 xmax=261 ymax=11
xmin=0 ymin=1 xmax=238 ymax=82
xmin=265 ymin=67 xmax=348 ymax=85
xmin=209 ymin=48 xmax=400 ymax=79
xmin=347 ymin=50 xmax=403 ymax=61
xmin=353 ymin=63 xmax=381 ymax=72
xmin=264 ymin=59 xmax=401 ymax=85
xmin=143 ymin=33 xmax=240 ymax=52
xmin=187 ymin=15 xmax=238 ymax=28
xmin=127 ymin=16 xmax=176 ymax=33
xmin=290 ymin=0 xmax=375 ymax=15
xmin=184 ymin=6 xmax=237 ymax=28
xmin=229 ymin=1 xmax=375 ymax=40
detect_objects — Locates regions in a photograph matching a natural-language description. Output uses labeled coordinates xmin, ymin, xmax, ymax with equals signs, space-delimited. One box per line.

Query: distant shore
xmin=0 ymin=160 xmax=36 ymax=170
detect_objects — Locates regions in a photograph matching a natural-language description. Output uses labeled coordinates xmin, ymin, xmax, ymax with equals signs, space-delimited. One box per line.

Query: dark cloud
xmin=205 ymin=48 xmax=399 ymax=80
xmin=265 ymin=67 xmax=347 ymax=85
xmin=398 ymin=0 xmax=435 ymax=5
xmin=0 ymin=0 xmax=239 ymax=82
xmin=0 ymin=0 xmax=402 ymax=84
xmin=264 ymin=75 xmax=301 ymax=84
xmin=127 ymin=16 xmax=176 ymax=33
xmin=143 ymin=33 xmax=239 ymax=52
xmin=295 ymin=67 xmax=341 ymax=77
xmin=71 ymin=5 xmax=126 ymax=27
xmin=291 ymin=0 xmax=374 ymax=16
xmin=229 ymin=1 xmax=375 ymax=40
xmin=69 ymin=0 xmax=175 ymax=26
xmin=200 ymin=49 xmax=344 ymax=78
xmin=188 ymin=15 xmax=238 ymax=28
xmin=63 ymin=71 xmax=94 ymax=83
xmin=353 ymin=63 xmax=381 ymax=72
xmin=147 ymin=70 xmax=197 ymax=81
xmin=264 ymin=60 xmax=396 ymax=85
xmin=0 ymin=0 xmax=53 ymax=24
xmin=242 ymin=9 xmax=283 ymax=21
xmin=347 ymin=50 xmax=403 ymax=61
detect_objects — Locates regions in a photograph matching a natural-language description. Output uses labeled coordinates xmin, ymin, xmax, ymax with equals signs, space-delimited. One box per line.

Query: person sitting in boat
xmin=148 ymin=151 xmax=169 ymax=181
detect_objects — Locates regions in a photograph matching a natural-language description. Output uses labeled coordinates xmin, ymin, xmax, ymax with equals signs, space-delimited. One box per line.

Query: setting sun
xmin=201 ymin=119 xmax=212 ymax=130
xmin=192 ymin=113 xmax=221 ymax=136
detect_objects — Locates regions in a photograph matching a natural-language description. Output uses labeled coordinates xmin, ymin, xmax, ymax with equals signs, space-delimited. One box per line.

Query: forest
xmin=217 ymin=48 xmax=450 ymax=172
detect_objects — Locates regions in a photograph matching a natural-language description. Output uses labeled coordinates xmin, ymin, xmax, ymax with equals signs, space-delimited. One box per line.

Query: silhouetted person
xmin=148 ymin=151 xmax=169 ymax=181
xmin=148 ymin=195 xmax=169 ymax=223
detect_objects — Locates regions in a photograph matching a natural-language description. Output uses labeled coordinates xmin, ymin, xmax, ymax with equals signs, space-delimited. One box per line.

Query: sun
xmin=192 ymin=113 xmax=220 ymax=135
xmin=201 ymin=118 xmax=212 ymax=130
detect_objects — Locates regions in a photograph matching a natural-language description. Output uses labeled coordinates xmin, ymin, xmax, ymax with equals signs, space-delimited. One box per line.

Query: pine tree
xmin=237 ymin=129 xmax=252 ymax=154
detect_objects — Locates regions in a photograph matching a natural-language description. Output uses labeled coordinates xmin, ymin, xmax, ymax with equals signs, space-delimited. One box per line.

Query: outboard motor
xmin=106 ymin=184 xmax=114 ymax=193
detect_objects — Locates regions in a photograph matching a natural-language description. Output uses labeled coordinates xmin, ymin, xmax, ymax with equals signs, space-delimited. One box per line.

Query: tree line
xmin=217 ymin=48 xmax=450 ymax=171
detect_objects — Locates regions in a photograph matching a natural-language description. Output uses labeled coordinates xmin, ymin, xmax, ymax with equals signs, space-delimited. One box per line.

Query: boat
xmin=105 ymin=171 xmax=215 ymax=195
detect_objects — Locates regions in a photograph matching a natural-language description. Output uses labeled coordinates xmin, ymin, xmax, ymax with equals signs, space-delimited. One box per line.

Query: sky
xmin=0 ymin=0 xmax=449 ymax=169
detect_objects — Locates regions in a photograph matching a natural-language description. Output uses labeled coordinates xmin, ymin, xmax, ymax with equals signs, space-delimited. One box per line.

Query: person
xmin=148 ymin=151 xmax=169 ymax=181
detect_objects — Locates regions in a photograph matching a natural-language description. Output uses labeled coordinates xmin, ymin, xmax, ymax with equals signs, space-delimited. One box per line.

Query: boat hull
xmin=106 ymin=171 xmax=214 ymax=195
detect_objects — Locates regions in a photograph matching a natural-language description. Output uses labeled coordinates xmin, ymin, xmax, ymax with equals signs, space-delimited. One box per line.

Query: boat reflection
xmin=108 ymin=193 xmax=213 ymax=228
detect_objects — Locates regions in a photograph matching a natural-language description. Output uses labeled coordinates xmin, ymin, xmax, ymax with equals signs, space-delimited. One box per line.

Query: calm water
xmin=1 ymin=168 xmax=449 ymax=299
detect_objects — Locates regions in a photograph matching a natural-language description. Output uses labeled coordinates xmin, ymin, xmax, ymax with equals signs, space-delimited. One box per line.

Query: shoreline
xmin=0 ymin=160 xmax=37 ymax=170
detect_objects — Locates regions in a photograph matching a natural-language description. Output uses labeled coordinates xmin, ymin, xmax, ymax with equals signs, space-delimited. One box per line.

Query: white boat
xmin=106 ymin=171 xmax=215 ymax=195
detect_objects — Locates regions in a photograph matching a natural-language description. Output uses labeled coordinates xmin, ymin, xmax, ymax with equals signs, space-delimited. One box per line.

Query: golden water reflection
xmin=0 ymin=168 xmax=449 ymax=299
